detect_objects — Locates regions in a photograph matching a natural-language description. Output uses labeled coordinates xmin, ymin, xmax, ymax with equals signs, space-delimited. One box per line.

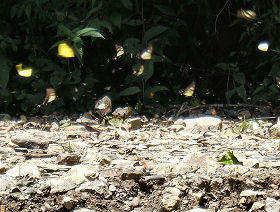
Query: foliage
xmin=219 ymin=151 xmax=242 ymax=165
xmin=1 ymin=0 xmax=280 ymax=114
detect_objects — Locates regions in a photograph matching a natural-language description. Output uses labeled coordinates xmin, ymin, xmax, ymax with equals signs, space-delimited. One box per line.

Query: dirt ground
xmin=0 ymin=109 xmax=280 ymax=212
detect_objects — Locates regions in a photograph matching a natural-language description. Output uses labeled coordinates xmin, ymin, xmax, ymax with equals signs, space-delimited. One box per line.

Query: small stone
xmin=50 ymin=178 xmax=77 ymax=194
xmin=189 ymin=191 xmax=204 ymax=202
xmin=73 ymin=208 xmax=95 ymax=212
xmin=162 ymin=187 xmax=181 ymax=211
xmin=121 ymin=167 xmax=144 ymax=180
xmin=109 ymin=184 xmax=117 ymax=192
xmin=77 ymin=180 xmax=111 ymax=199
xmin=243 ymin=159 xmax=259 ymax=168
xmin=240 ymin=190 xmax=260 ymax=197
xmin=62 ymin=196 xmax=75 ymax=210
xmin=57 ymin=153 xmax=81 ymax=165
xmin=269 ymin=123 xmax=280 ymax=137
xmin=112 ymin=106 xmax=132 ymax=117
xmin=11 ymin=135 xmax=48 ymax=149
xmin=250 ymin=201 xmax=264 ymax=211
xmin=238 ymin=110 xmax=251 ymax=119
xmin=50 ymin=165 xmax=98 ymax=193
xmin=265 ymin=197 xmax=280 ymax=212
xmin=124 ymin=117 xmax=142 ymax=131
xmin=50 ymin=121 xmax=60 ymax=131
xmin=182 ymin=116 xmax=222 ymax=132
xmin=0 ymin=163 xmax=7 ymax=173
xmin=41 ymin=202 xmax=52 ymax=212
xmin=100 ymin=157 xmax=111 ymax=166
xmin=130 ymin=196 xmax=140 ymax=207
xmin=168 ymin=124 xmax=185 ymax=132
xmin=47 ymin=144 xmax=64 ymax=154
xmin=187 ymin=208 xmax=214 ymax=212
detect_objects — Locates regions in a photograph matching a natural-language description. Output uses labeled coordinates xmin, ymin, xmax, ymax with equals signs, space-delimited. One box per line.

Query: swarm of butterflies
xmin=13 ymin=14 xmax=279 ymax=109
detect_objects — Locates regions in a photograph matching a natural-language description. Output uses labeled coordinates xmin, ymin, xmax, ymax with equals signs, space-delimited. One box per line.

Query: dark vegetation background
xmin=1 ymin=0 xmax=280 ymax=115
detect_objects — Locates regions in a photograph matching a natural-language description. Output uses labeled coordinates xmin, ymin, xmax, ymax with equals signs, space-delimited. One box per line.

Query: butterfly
xmin=133 ymin=64 xmax=144 ymax=76
xmin=42 ymin=88 xmax=56 ymax=105
xmin=94 ymin=96 xmax=112 ymax=117
xmin=113 ymin=44 xmax=124 ymax=60
xmin=16 ymin=64 xmax=32 ymax=77
xmin=276 ymin=76 xmax=280 ymax=88
xmin=179 ymin=81 xmax=196 ymax=97
xmin=140 ymin=43 xmax=153 ymax=60
xmin=258 ymin=41 xmax=269 ymax=52
xmin=237 ymin=9 xmax=257 ymax=21
xmin=58 ymin=43 xmax=75 ymax=58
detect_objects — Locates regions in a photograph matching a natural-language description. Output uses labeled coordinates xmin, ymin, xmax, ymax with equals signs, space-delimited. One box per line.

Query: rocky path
xmin=0 ymin=114 xmax=280 ymax=212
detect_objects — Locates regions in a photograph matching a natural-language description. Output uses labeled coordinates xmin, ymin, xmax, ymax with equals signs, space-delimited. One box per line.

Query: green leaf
xmin=147 ymin=85 xmax=169 ymax=93
xmin=72 ymin=43 xmax=83 ymax=64
xmin=154 ymin=5 xmax=176 ymax=16
xmin=235 ymin=86 xmax=247 ymax=102
xmin=143 ymin=25 xmax=168 ymax=43
xmin=110 ymin=12 xmax=122 ymax=29
xmin=25 ymin=5 xmax=31 ymax=20
xmin=120 ymin=0 xmax=133 ymax=10
xmin=269 ymin=62 xmax=280 ymax=76
xmin=215 ymin=63 xmax=229 ymax=70
xmin=49 ymin=40 xmax=67 ymax=51
xmin=119 ymin=86 xmax=141 ymax=96
xmin=145 ymin=85 xmax=169 ymax=97
xmin=233 ymin=71 xmax=245 ymax=85
xmin=123 ymin=18 xmax=142 ymax=26
xmin=124 ymin=38 xmax=141 ymax=55
xmin=72 ymin=37 xmax=83 ymax=45
xmin=225 ymin=89 xmax=235 ymax=103
xmin=142 ymin=60 xmax=154 ymax=81
xmin=57 ymin=24 xmax=72 ymax=38
xmin=0 ymin=53 xmax=9 ymax=88
xmin=219 ymin=151 xmax=242 ymax=165
xmin=50 ymin=70 xmax=66 ymax=87
xmin=74 ymin=28 xmax=104 ymax=39
xmin=83 ymin=3 xmax=103 ymax=22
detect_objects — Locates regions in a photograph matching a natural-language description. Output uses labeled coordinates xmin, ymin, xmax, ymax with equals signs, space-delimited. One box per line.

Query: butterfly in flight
xmin=179 ymin=81 xmax=196 ymax=97
xmin=113 ymin=44 xmax=125 ymax=60
xmin=42 ymin=88 xmax=56 ymax=105
xmin=140 ymin=43 xmax=153 ymax=60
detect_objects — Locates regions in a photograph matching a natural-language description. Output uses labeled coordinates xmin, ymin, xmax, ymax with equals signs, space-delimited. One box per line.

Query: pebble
xmin=161 ymin=187 xmax=181 ymax=211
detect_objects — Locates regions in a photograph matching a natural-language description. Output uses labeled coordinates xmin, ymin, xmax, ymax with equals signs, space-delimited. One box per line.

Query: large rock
xmin=5 ymin=162 xmax=40 ymax=178
xmin=49 ymin=165 xmax=99 ymax=193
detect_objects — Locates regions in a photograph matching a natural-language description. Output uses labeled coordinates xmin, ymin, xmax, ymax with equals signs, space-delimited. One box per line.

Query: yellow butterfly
xmin=258 ymin=41 xmax=269 ymax=52
xmin=58 ymin=43 xmax=75 ymax=58
xmin=237 ymin=9 xmax=257 ymax=21
xmin=42 ymin=88 xmax=56 ymax=105
xmin=140 ymin=43 xmax=153 ymax=60
xmin=16 ymin=64 xmax=32 ymax=77
xmin=113 ymin=44 xmax=124 ymax=59
xmin=179 ymin=81 xmax=196 ymax=97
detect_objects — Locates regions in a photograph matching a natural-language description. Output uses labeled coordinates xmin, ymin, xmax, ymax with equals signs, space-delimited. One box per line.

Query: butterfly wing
xmin=42 ymin=88 xmax=56 ymax=105
xmin=276 ymin=76 xmax=280 ymax=88
xmin=179 ymin=81 xmax=196 ymax=97
xmin=140 ymin=44 xmax=153 ymax=60
xmin=113 ymin=44 xmax=124 ymax=59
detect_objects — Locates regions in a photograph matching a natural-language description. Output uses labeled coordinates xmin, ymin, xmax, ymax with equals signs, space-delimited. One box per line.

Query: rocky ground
xmin=0 ymin=111 xmax=280 ymax=212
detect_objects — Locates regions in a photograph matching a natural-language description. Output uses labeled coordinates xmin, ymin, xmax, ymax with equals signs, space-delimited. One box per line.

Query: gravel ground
xmin=0 ymin=114 xmax=280 ymax=212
